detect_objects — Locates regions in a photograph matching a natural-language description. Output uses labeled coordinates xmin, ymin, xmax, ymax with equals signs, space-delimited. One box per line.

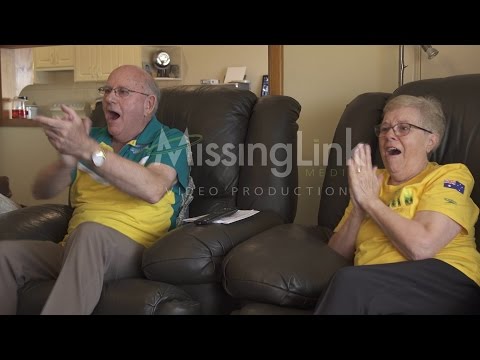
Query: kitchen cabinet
xmin=33 ymin=46 xmax=74 ymax=70
xmin=74 ymin=46 xmax=142 ymax=82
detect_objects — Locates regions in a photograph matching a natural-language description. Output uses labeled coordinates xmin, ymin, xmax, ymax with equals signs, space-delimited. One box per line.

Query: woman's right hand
xmin=347 ymin=162 xmax=366 ymax=219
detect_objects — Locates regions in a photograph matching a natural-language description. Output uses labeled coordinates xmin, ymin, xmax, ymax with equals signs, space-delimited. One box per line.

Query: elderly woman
xmin=314 ymin=95 xmax=480 ymax=315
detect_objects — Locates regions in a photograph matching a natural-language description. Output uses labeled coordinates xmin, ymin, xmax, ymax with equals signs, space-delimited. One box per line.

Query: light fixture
xmin=398 ymin=45 xmax=440 ymax=87
xmin=421 ymin=45 xmax=439 ymax=60
xmin=398 ymin=45 xmax=407 ymax=87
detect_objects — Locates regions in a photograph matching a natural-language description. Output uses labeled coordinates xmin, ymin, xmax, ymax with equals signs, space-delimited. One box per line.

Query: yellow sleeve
xmin=417 ymin=164 xmax=479 ymax=235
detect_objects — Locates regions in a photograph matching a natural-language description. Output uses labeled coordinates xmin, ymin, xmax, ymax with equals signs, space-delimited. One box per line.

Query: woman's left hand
xmin=347 ymin=143 xmax=383 ymax=209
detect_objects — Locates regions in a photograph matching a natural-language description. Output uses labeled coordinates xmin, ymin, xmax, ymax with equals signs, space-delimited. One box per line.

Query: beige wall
xmin=285 ymin=45 xmax=401 ymax=225
xmin=417 ymin=45 xmax=480 ymax=80
xmin=285 ymin=45 xmax=480 ymax=225
xmin=182 ymin=45 xmax=267 ymax=95
xmin=0 ymin=127 xmax=69 ymax=205
xmin=0 ymin=45 xmax=267 ymax=206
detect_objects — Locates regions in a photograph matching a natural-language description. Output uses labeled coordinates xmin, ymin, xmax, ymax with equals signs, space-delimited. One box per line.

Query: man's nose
xmin=104 ymin=91 xmax=117 ymax=103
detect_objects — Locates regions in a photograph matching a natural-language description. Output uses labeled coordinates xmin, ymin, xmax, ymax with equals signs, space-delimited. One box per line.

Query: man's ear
xmin=144 ymin=95 xmax=155 ymax=116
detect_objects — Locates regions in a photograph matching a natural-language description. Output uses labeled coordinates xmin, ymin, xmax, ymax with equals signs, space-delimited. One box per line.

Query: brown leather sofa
xmin=0 ymin=85 xmax=301 ymax=314
xmin=223 ymin=74 xmax=480 ymax=314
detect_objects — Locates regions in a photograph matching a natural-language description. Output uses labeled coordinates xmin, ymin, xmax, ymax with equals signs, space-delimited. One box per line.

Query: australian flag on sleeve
xmin=444 ymin=179 xmax=465 ymax=194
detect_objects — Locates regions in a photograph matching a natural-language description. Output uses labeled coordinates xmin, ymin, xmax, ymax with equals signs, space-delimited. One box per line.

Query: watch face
xmin=154 ymin=51 xmax=171 ymax=68
xmin=92 ymin=150 xmax=106 ymax=167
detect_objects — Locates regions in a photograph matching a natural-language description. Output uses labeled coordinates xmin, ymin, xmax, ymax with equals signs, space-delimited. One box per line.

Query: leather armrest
xmin=17 ymin=278 xmax=201 ymax=315
xmin=93 ymin=279 xmax=201 ymax=315
xmin=0 ymin=204 xmax=73 ymax=243
xmin=232 ymin=302 xmax=313 ymax=315
xmin=142 ymin=210 xmax=284 ymax=285
xmin=223 ymin=223 xmax=351 ymax=309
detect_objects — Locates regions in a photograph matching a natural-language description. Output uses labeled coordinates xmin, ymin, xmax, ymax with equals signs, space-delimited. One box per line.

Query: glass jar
xmin=26 ymin=104 xmax=38 ymax=119
xmin=12 ymin=96 xmax=27 ymax=119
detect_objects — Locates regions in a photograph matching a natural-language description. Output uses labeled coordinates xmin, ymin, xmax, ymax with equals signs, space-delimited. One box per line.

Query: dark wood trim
xmin=268 ymin=45 xmax=283 ymax=95
xmin=0 ymin=55 xmax=3 ymax=121
xmin=0 ymin=45 xmax=46 ymax=49
xmin=0 ymin=117 xmax=40 ymax=127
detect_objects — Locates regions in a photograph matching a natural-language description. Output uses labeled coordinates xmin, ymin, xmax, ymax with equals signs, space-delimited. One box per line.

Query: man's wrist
xmin=92 ymin=149 xmax=106 ymax=167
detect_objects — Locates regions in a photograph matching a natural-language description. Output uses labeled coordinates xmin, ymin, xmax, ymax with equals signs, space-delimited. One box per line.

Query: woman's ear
xmin=426 ymin=133 xmax=438 ymax=153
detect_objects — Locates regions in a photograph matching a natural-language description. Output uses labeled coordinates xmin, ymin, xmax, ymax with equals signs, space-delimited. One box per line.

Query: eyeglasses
xmin=374 ymin=122 xmax=433 ymax=137
xmin=98 ymin=86 xmax=150 ymax=98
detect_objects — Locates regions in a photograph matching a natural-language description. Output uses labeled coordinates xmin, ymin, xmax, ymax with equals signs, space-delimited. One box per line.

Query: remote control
xmin=194 ymin=208 xmax=238 ymax=225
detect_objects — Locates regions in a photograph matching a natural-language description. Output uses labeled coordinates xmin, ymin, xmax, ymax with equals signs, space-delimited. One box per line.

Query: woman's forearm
xmin=328 ymin=208 xmax=364 ymax=260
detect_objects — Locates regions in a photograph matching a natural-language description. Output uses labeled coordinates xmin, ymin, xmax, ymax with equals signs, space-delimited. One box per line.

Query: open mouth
xmin=106 ymin=110 xmax=120 ymax=121
xmin=386 ymin=146 xmax=401 ymax=155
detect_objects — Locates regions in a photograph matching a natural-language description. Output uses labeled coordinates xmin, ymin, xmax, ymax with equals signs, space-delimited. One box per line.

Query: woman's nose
xmin=385 ymin=127 xmax=397 ymax=138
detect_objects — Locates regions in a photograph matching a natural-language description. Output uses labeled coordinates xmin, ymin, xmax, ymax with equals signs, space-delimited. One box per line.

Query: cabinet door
xmin=34 ymin=46 xmax=74 ymax=70
xmin=55 ymin=46 xmax=74 ymax=68
xmin=117 ymin=46 xmax=141 ymax=67
xmin=75 ymin=45 xmax=110 ymax=82
xmin=33 ymin=47 xmax=56 ymax=69
xmin=74 ymin=46 xmax=98 ymax=82
xmin=96 ymin=46 xmax=141 ymax=81
xmin=96 ymin=46 xmax=118 ymax=81
xmin=74 ymin=46 xmax=142 ymax=82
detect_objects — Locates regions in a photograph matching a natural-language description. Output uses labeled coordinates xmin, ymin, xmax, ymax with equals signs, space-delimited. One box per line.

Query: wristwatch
xmin=92 ymin=149 xmax=106 ymax=167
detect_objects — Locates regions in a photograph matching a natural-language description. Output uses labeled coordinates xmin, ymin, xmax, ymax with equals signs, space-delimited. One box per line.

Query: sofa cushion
xmin=223 ymin=224 xmax=350 ymax=308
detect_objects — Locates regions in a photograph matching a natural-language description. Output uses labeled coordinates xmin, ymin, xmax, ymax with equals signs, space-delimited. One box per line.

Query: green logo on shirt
xmin=388 ymin=187 xmax=414 ymax=207
xmin=444 ymin=198 xmax=457 ymax=205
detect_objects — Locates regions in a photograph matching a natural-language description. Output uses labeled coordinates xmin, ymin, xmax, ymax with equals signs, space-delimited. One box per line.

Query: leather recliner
xmin=223 ymin=74 xmax=480 ymax=314
xmin=0 ymin=85 xmax=301 ymax=315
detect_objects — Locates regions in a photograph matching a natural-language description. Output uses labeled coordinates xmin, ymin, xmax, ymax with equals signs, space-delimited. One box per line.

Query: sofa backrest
xmin=318 ymin=74 xmax=480 ymax=249
xmin=396 ymin=75 xmax=480 ymax=248
xmin=91 ymin=85 xmax=301 ymax=223
xmin=318 ymin=92 xmax=390 ymax=231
